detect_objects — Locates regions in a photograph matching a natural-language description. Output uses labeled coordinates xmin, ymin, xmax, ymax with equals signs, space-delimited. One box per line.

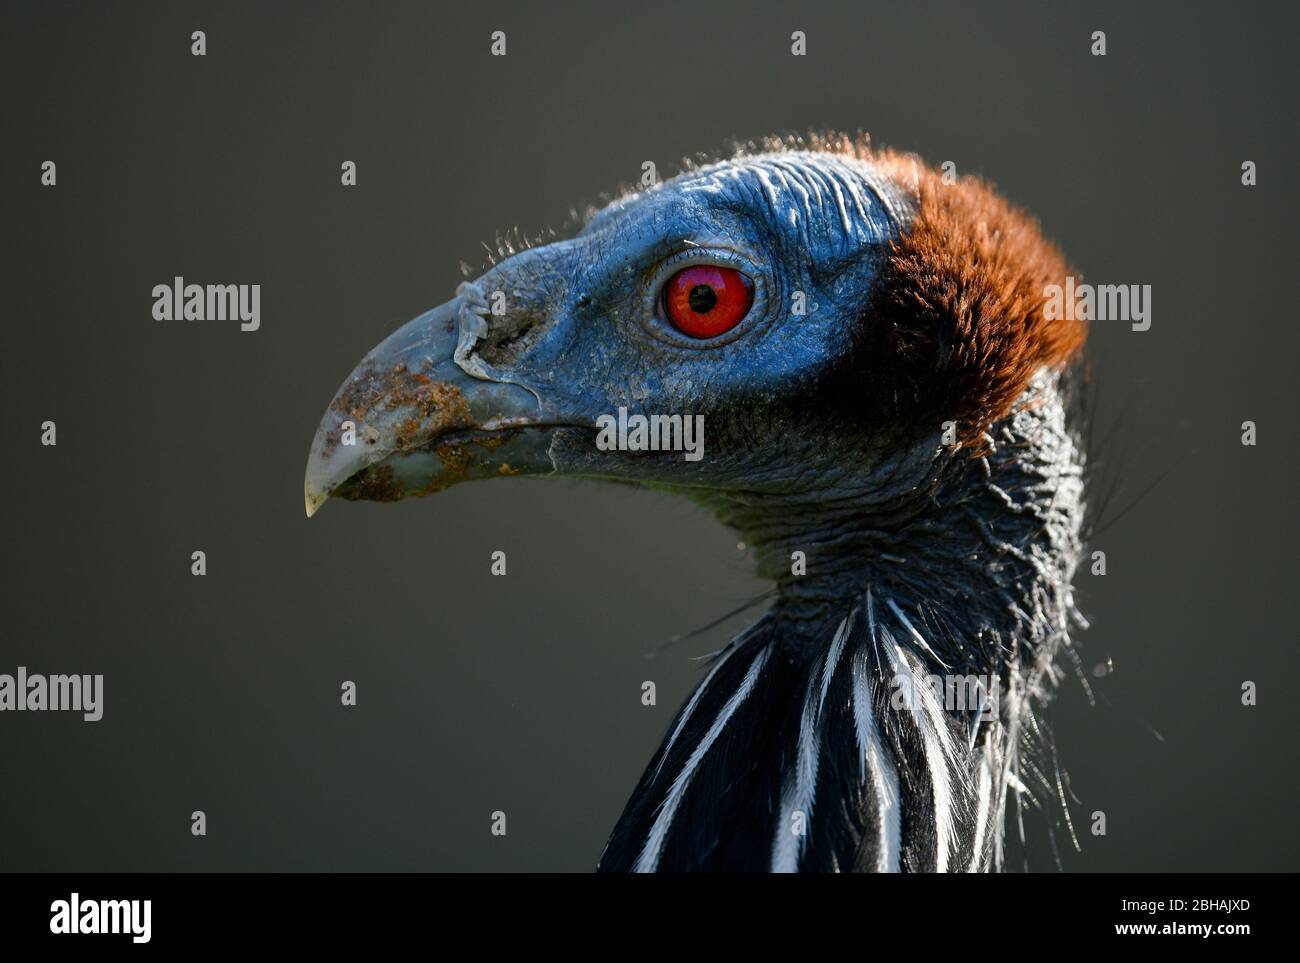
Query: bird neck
xmin=695 ymin=376 xmax=1086 ymax=664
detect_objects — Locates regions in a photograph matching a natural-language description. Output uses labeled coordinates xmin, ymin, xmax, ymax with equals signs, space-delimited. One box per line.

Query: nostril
xmin=476 ymin=306 xmax=545 ymax=367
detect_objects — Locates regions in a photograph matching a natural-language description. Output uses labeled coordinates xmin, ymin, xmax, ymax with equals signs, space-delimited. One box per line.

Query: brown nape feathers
xmin=747 ymin=134 xmax=1087 ymax=445
xmin=865 ymin=149 xmax=1087 ymax=441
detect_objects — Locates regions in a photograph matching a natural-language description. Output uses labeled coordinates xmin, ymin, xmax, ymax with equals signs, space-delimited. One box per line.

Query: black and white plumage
xmin=305 ymin=136 xmax=1090 ymax=872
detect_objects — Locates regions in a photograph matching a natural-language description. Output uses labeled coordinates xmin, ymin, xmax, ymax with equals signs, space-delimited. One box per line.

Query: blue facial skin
xmin=306 ymin=153 xmax=912 ymax=482
xmin=482 ymin=152 xmax=912 ymax=457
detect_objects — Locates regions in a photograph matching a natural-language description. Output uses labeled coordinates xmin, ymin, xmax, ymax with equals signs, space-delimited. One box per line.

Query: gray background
xmin=1 ymin=0 xmax=1296 ymax=871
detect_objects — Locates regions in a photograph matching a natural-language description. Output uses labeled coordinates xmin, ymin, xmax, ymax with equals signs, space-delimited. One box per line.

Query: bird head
xmin=304 ymin=135 xmax=1089 ymax=872
xmin=307 ymin=139 xmax=1078 ymax=507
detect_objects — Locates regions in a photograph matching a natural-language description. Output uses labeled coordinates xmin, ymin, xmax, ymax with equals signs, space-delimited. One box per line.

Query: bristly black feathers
xmin=599 ymin=375 xmax=1086 ymax=873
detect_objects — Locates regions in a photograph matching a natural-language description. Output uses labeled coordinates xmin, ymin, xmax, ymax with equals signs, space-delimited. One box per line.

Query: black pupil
xmin=687 ymin=284 xmax=718 ymax=313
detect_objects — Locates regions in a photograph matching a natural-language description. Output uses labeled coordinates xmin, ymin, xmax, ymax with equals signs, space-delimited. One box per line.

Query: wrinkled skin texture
xmin=307 ymin=152 xmax=916 ymax=513
xmin=306 ymin=143 xmax=1087 ymax=873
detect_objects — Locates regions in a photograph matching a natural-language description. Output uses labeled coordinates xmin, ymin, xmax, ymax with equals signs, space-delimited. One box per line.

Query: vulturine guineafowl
xmin=304 ymin=134 xmax=1089 ymax=873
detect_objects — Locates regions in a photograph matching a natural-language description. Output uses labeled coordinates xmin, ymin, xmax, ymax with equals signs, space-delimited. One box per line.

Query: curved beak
xmin=303 ymin=293 xmax=552 ymax=517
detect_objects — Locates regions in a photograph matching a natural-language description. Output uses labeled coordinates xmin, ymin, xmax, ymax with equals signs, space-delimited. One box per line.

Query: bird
xmin=303 ymin=133 xmax=1089 ymax=873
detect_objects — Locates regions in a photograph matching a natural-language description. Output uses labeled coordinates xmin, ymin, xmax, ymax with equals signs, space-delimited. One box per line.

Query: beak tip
xmin=304 ymin=483 xmax=326 ymax=518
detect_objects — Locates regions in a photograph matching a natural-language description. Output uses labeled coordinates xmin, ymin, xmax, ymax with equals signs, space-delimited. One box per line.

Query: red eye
xmin=662 ymin=265 xmax=754 ymax=339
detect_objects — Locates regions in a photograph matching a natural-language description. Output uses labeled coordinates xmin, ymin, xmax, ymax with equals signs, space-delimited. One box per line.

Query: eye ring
xmin=639 ymin=245 xmax=770 ymax=349
xmin=660 ymin=265 xmax=754 ymax=339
